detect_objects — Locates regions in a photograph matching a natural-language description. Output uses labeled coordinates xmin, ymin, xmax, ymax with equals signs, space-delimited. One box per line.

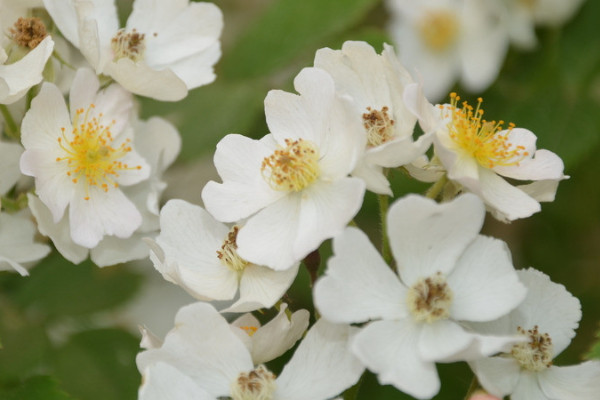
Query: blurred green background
xmin=1 ymin=0 xmax=599 ymax=398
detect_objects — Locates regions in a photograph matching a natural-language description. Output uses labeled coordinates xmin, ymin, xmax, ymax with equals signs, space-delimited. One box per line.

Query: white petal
xmin=513 ymin=268 xmax=581 ymax=356
xmin=418 ymin=320 xmax=473 ymax=362
xmin=236 ymin=194 xmax=300 ymax=271
xmin=139 ymin=362 xmax=215 ymax=400
xmin=275 ymin=319 xmax=364 ymax=400
xmin=294 ymin=178 xmax=365 ymax=263
xmin=68 ymin=68 xmax=100 ymax=118
xmin=224 ymin=263 xmax=298 ymax=313
xmin=351 ymin=159 xmax=392 ymax=195
xmin=511 ymin=372 xmax=547 ymax=400
xmin=201 ymin=134 xmax=283 ymax=223
xmin=136 ymin=302 xmax=252 ymax=398
xmin=43 ymin=0 xmax=80 ymax=46
xmin=246 ymin=305 xmax=309 ymax=365
xmin=538 ymin=362 xmax=600 ymax=399
xmin=69 ymin=187 xmax=142 ymax=248
xmin=469 ymin=357 xmax=521 ymax=398
xmin=448 ymin=235 xmax=527 ymax=322
xmin=91 ymin=232 xmax=150 ymax=267
xmin=0 ymin=142 xmax=23 ymax=195
xmin=314 ymin=227 xmax=407 ymax=324
xmin=403 ymin=82 xmax=440 ymax=134
xmin=478 ymin=168 xmax=541 ymax=221
xmin=164 ymin=42 xmax=220 ymax=89
xmin=352 ymin=319 xmax=440 ymax=399
xmin=104 ymin=59 xmax=188 ymax=101
xmin=387 ymin=193 xmax=485 ymax=286
xmin=28 ymin=194 xmax=88 ymax=264
xmin=517 ymin=179 xmax=561 ymax=202
xmin=0 ymin=211 xmax=50 ymax=274
xmin=365 ymin=130 xmax=434 ymax=168
xmin=493 ymin=149 xmax=565 ymax=181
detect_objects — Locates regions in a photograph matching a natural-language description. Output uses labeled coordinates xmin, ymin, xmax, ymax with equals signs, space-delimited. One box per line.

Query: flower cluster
xmin=138 ymin=39 xmax=598 ymax=400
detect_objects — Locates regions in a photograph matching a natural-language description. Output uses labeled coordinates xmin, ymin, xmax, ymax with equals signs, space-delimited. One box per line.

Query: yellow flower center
xmin=363 ymin=106 xmax=396 ymax=147
xmin=217 ymin=226 xmax=249 ymax=272
xmin=111 ymin=28 xmax=146 ymax=62
xmin=56 ymin=104 xmax=140 ymax=200
xmin=406 ymin=272 xmax=453 ymax=323
xmin=231 ymin=365 xmax=276 ymax=400
xmin=441 ymin=93 xmax=529 ymax=169
xmin=261 ymin=138 xmax=320 ymax=192
xmin=417 ymin=10 xmax=460 ymax=52
xmin=510 ymin=325 xmax=553 ymax=372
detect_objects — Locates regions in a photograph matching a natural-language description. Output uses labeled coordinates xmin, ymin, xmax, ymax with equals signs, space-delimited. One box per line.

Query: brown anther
xmin=10 ymin=17 xmax=48 ymax=49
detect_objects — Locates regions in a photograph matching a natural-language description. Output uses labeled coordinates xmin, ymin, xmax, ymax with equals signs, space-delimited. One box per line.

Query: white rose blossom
xmin=313 ymin=41 xmax=433 ymax=195
xmin=405 ymin=89 xmax=567 ymax=221
xmin=202 ymin=67 xmax=367 ymax=271
xmin=314 ymin=193 xmax=527 ymax=399
xmin=386 ymin=0 xmax=509 ymax=102
xmin=146 ymin=199 xmax=299 ymax=313
xmin=0 ymin=0 xmax=54 ymax=104
xmin=469 ymin=268 xmax=600 ymax=400
xmin=20 ymin=67 xmax=151 ymax=250
xmin=43 ymin=0 xmax=223 ymax=101
xmin=27 ymin=116 xmax=180 ymax=267
xmin=137 ymin=302 xmax=364 ymax=400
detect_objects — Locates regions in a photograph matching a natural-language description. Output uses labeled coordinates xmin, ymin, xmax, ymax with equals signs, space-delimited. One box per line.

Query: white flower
xmin=406 ymin=91 xmax=567 ymax=221
xmin=202 ymin=67 xmax=367 ymax=271
xmin=0 ymin=210 xmax=51 ymax=275
xmin=43 ymin=0 xmax=223 ymax=101
xmin=386 ymin=0 xmax=509 ymax=102
xmin=469 ymin=268 xmax=600 ymax=399
xmin=27 ymin=115 xmax=180 ymax=266
xmin=20 ymin=67 xmax=150 ymax=249
xmin=146 ymin=199 xmax=299 ymax=312
xmin=314 ymin=193 xmax=527 ymax=399
xmin=313 ymin=41 xmax=433 ymax=195
xmin=137 ymin=302 xmax=364 ymax=400
xmin=0 ymin=140 xmax=23 ymax=196
xmin=0 ymin=2 xmax=54 ymax=104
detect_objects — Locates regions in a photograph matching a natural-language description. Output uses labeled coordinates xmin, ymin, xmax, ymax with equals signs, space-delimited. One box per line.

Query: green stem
xmin=342 ymin=372 xmax=364 ymax=400
xmin=0 ymin=105 xmax=19 ymax=140
xmin=463 ymin=375 xmax=480 ymax=400
xmin=377 ymin=193 xmax=392 ymax=266
xmin=425 ymin=174 xmax=448 ymax=200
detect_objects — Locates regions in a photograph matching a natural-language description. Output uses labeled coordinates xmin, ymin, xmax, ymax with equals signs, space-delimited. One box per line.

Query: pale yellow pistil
xmin=231 ymin=365 xmax=276 ymax=400
xmin=56 ymin=104 xmax=140 ymax=200
xmin=111 ymin=28 xmax=146 ymax=62
xmin=239 ymin=325 xmax=258 ymax=337
xmin=261 ymin=138 xmax=320 ymax=192
xmin=511 ymin=325 xmax=553 ymax=372
xmin=363 ymin=106 xmax=396 ymax=147
xmin=418 ymin=10 xmax=459 ymax=52
xmin=406 ymin=272 xmax=453 ymax=323
xmin=217 ymin=226 xmax=249 ymax=272
xmin=442 ymin=93 xmax=529 ymax=169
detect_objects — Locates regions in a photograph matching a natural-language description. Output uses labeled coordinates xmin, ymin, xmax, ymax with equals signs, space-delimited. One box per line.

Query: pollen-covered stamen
xmin=261 ymin=138 xmax=320 ymax=192
xmin=111 ymin=28 xmax=146 ymax=62
xmin=417 ymin=10 xmax=459 ymax=52
xmin=231 ymin=365 xmax=276 ymax=400
xmin=363 ymin=106 xmax=396 ymax=147
xmin=55 ymin=104 xmax=141 ymax=200
xmin=511 ymin=325 xmax=553 ymax=372
xmin=441 ymin=93 xmax=530 ymax=169
xmin=239 ymin=325 xmax=258 ymax=337
xmin=406 ymin=272 xmax=453 ymax=323
xmin=217 ymin=226 xmax=249 ymax=272
xmin=10 ymin=17 xmax=48 ymax=49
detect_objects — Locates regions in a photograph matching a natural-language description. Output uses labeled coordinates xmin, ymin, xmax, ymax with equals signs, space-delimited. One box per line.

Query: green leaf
xmin=13 ymin=253 xmax=143 ymax=319
xmin=52 ymin=328 xmax=140 ymax=400
xmin=221 ymin=0 xmax=379 ymax=80
xmin=0 ymin=376 xmax=75 ymax=400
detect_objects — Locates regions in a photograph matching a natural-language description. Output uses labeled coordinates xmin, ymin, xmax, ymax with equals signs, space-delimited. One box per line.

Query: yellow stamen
xmin=261 ymin=138 xmax=320 ymax=192
xmin=111 ymin=28 xmax=146 ymax=62
xmin=217 ymin=226 xmax=249 ymax=272
xmin=511 ymin=325 xmax=553 ymax=372
xmin=417 ymin=10 xmax=460 ymax=52
xmin=441 ymin=93 xmax=529 ymax=169
xmin=363 ymin=106 xmax=396 ymax=147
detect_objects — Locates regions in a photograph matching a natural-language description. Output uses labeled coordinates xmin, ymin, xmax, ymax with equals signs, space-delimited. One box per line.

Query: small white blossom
xmin=27 ymin=115 xmax=180 ymax=266
xmin=20 ymin=67 xmax=150 ymax=249
xmin=44 ymin=0 xmax=223 ymax=101
xmin=137 ymin=302 xmax=364 ymax=400
xmin=405 ymin=90 xmax=567 ymax=221
xmin=0 ymin=210 xmax=50 ymax=275
xmin=146 ymin=199 xmax=299 ymax=312
xmin=314 ymin=41 xmax=433 ymax=195
xmin=0 ymin=2 xmax=54 ymax=104
xmin=314 ymin=194 xmax=527 ymax=399
xmin=386 ymin=0 xmax=509 ymax=102
xmin=202 ymin=67 xmax=366 ymax=270
xmin=469 ymin=268 xmax=600 ymax=400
